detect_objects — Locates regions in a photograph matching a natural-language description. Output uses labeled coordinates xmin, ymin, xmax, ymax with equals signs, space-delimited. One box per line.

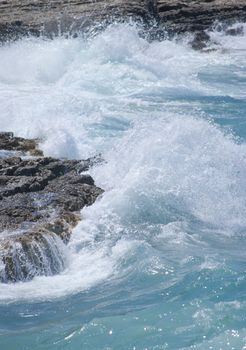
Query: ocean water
xmin=0 ymin=22 xmax=246 ymax=350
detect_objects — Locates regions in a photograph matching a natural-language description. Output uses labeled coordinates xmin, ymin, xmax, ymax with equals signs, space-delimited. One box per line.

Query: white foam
xmin=0 ymin=23 xmax=246 ymax=302
xmin=91 ymin=115 xmax=246 ymax=229
xmin=0 ymin=24 xmax=245 ymax=158
xmin=0 ymin=236 xmax=138 ymax=302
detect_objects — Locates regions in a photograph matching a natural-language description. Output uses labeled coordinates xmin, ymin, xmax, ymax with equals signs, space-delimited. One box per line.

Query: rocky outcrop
xmin=0 ymin=0 xmax=154 ymax=42
xmin=0 ymin=0 xmax=245 ymax=42
xmin=0 ymin=132 xmax=43 ymax=156
xmin=156 ymin=0 xmax=246 ymax=33
xmin=0 ymin=132 xmax=103 ymax=283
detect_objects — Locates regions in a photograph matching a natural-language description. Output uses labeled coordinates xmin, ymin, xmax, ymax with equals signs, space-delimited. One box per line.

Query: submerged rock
xmin=0 ymin=229 xmax=66 ymax=283
xmin=0 ymin=132 xmax=103 ymax=283
xmin=189 ymin=31 xmax=210 ymax=50
xmin=225 ymin=26 xmax=244 ymax=36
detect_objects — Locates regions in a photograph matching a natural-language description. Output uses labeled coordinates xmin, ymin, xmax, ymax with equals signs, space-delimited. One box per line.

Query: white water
xmin=0 ymin=232 xmax=67 ymax=283
xmin=0 ymin=23 xmax=246 ymax=303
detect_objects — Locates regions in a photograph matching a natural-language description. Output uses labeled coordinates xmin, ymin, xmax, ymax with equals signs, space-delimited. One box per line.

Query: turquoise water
xmin=0 ymin=23 xmax=246 ymax=349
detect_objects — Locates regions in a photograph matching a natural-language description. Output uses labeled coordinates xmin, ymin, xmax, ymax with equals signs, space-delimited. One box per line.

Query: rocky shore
xmin=0 ymin=1 xmax=245 ymax=284
xmin=0 ymin=0 xmax=245 ymax=42
xmin=0 ymin=132 xmax=103 ymax=283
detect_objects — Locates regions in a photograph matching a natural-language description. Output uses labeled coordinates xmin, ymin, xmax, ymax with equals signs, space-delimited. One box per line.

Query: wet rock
xmin=0 ymin=1 xmax=245 ymax=43
xmin=156 ymin=0 xmax=246 ymax=34
xmin=225 ymin=26 xmax=244 ymax=36
xmin=0 ymin=229 xmax=66 ymax=283
xmin=0 ymin=193 xmax=53 ymax=230
xmin=0 ymin=0 xmax=153 ymax=42
xmin=0 ymin=132 xmax=43 ymax=157
xmin=0 ymin=132 xmax=103 ymax=283
xmin=189 ymin=30 xmax=211 ymax=50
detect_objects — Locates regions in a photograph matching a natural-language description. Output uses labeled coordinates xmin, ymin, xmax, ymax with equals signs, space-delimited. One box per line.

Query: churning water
xmin=0 ymin=22 xmax=246 ymax=349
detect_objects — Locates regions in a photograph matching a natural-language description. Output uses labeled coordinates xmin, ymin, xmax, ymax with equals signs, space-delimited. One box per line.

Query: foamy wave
xmin=0 ymin=23 xmax=245 ymax=302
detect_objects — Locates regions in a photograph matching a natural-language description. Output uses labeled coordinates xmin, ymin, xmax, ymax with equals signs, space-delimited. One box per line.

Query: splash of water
xmin=0 ymin=23 xmax=245 ymax=303
xmin=0 ymin=232 xmax=66 ymax=283
xmin=0 ymin=21 xmax=246 ymax=350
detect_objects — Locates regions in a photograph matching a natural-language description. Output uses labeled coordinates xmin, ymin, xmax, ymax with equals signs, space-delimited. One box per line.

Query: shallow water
xmin=0 ymin=23 xmax=246 ymax=349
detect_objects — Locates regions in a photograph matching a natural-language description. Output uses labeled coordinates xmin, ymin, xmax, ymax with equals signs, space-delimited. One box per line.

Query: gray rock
xmin=0 ymin=0 xmax=153 ymax=42
xmin=0 ymin=132 xmax=103 ymax=283
xmin=156 ymin=0 xmax=246 ymax=34
xmin=0 ymin=228 xmax=66 ymax=283
xmin=0 ymin=1 xmax=245 ymax=43
xmin=0 ymin=132 xmax=43 ymax=157
xmin=189 ymin=30 xmax=211 ymax=50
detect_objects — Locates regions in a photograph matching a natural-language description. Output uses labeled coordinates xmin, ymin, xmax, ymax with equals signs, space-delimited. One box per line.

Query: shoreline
xmin=0 ymin=0 xmax=245 ymax=42
xmin=0 ymin=133 xmax=103 ymax=283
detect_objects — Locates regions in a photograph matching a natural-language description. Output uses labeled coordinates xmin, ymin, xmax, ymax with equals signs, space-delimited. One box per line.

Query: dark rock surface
xmin=156 ymin=0 xmax=246 ymax=34
xmin=189 ymin=30 xmax=212 ymax=51
xmin=0 ymin=0 xmax=153 ymax=42
xmin=0 ymin=132 xmax=43 ymax=156
xmin=0 ymin=132 xmax=103 ymax=283
xmin=0 ymin=0 xmax=245 ymax=42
